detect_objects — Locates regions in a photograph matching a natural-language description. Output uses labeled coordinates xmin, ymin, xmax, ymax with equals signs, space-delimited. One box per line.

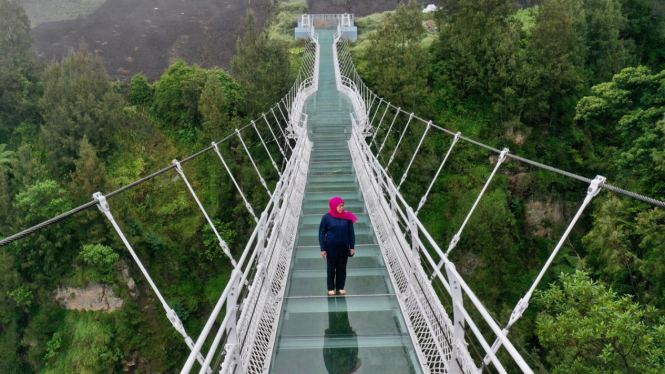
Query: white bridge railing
xmin=4 ymin=16 xmax=664 ymax=374
xmin=286 ymin=28 xmax=319 ymax=138
xmin=0 ymin=29 xmax=320 ymax=374
xmin=332 ymin=19 xmax=665 ymax=374
xmin=333 ymin=21 xmax=665 ymax=372
xmin=172 ymin=31 xmax=319 ymax=374
xmin=333 ymin=27 xmax=534 ymax=374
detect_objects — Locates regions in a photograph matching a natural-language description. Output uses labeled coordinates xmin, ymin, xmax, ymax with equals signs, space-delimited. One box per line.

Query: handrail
xmin=177 ymin=31 xmax=319 ymax=374
xmin=336 ymin=26 xmax=535 ymax=373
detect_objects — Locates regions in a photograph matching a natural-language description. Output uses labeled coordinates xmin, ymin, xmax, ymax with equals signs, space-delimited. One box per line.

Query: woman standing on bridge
xmin=319 ymin=197 xmax=357 ymax=296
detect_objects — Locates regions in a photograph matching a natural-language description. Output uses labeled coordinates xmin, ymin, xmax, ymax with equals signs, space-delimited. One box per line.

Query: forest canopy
xmin=1 ymin=0 xmax=665 ymax=372
xmin=351 ymin=0 xmax=665 ymax=370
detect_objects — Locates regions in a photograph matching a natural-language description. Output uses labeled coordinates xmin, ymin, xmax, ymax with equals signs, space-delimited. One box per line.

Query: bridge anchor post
xmin=223 ymin=269 xmax=245 ymax=374
xmin=388 ymin=179 xmax=400 ymax=234
xmin=446 ymin=262 xmax=465 ymax=374
xmin=407 ymin=207 xmax=420 ymax=285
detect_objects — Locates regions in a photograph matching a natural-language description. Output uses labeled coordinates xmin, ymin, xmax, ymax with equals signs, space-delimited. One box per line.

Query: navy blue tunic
xmin=319 ymin=213 xmax=355 ymax=258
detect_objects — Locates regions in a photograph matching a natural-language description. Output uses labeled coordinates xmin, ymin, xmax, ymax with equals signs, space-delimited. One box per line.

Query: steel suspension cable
xmin=0 ymin=120 xmax=252 ymax=248
xmin=262 ymin=113 xmax=285 ymax=158
xmin=212 ymin=142 xmax=258 ymax=223
xmin=173 ymin=159 xmax=238 ymax=267
xmin=387 ymin=113 xmax=415 ymax=168
xmin=371 ymin=103 xmax=391 ymax=145
xmin=481 ymin=175 xmax=606 ymax=368
xmin=379 ymin=107 xmax=401 ymax=154
xmin=415 ymin=132 xmax=461 ymax=216
xmin=397 ymin=121 xmax=431 ymax=190
xmin=430 ymin=148 xmax=510 ymax=279
xmin=369 ymin=98 xmax=384 ymax=131
xmin=93 ymin=192 xmax=212 ymax=372
xmin=271 ymin=107 xmax=294 ymax=152
xmin=252 ymin=121 xmax=281 ymax=177
xmin=235 ymin=129 xmax=272 ymax=197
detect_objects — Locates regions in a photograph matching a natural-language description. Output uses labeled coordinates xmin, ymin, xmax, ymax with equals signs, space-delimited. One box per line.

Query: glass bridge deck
xmin=269 ymin=30 xmax=422 ymax=374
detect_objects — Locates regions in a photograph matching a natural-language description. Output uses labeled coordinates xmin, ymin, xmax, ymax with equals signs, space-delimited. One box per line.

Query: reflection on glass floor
xmin=269 ymin=30 xmax=422 ymax=374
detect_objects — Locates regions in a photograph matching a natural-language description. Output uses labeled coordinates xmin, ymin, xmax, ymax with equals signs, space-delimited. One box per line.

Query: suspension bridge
xmin=2 ymin=14 xmax=664 ymax=374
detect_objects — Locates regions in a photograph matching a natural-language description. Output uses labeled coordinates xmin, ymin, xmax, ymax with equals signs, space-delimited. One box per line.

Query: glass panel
xmin=294 ymin=245 xmax=384 ymax=269
xmin=300 ymin=214 xmax=370 ymax=225
xmin=271 ymin=297 xmax=420 ymax=374
xmin=286 ymin=268 xmax=393 ymax=297
xmin=270 ymin=29 xmax=422 ymax=374
xmin=296 ymin=232 xmax=375 ymax=246
xmin=278 ymin=296 xmax=408 ymax=336
xmin=307 ymin=174 xmax=356 ymax=182
xmin=304 ymin=191 xmax=363 ymax=200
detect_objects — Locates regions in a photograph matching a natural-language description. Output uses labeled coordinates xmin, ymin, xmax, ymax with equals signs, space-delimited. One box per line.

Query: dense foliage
xmin=2 ymin=0 xmax=665 ymax=371
xmin=0 ymin=1 xmax=296 ymax=372
xmin=231 ymin=9 xmax=292 ymax=117
xmin=536 ymin=271 xmax=665 ymax=373
xmin=352 ymin=0 xmax=665 ymax=370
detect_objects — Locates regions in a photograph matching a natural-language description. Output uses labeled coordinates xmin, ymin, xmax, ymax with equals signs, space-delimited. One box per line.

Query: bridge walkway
xmin=269 ymin=30 xmax=422 ymax=374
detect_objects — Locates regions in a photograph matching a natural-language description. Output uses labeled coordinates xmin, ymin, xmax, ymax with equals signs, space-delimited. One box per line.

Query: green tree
xmin=574 ymin=66 xmax=665 ymax=195
xmin=434 ymin=0 xmax=522 ymax=100
xmin=362 ymin=0 xmax=428 ymax=111
xmin=79 ymin=244 xmax=119 ymax=283
xmin=129 ymin=72 xmax=152 ymax=105
xmin=199 ymin=72 xmax=231 ymax=142
xmin=0 ymin=249 xmax=25 ymax=373
xmin=0 ymin=0 xmax=43 ymax=146
xmin=39 ymin=42 xmax=124 ymax=175
xmin=68 ymin=135 xmax=109 ymax=204
xmin=433 ymin=0 xmax=523 ymax=132
xmin=12 ymin=180 xmax=74 ymax=279
xmin=68 ymin=135 xmax=110 ymax=242
xmin=152 ymin=62 xmax=243 ymax=144
xmin=0 ymin=144 xmax=14 ymax=168
xmin=0 ymin=0 xmax=31 ymax=55
xmin=9 ymin=143 xmax=45 ymax=192
xmin=40 ymin=313 xmax=122 ymax=374
xmin=152 ymin=60 xmax=207 ymax=140
xmin=583 ymin=196 xmax=665 ymax=308
xmin=231 ymin=9 xmax=291 ymax=116
xmin=583 ymin=0 xmax=631 ymax=83
xmin=619 ymin=0 xmax=665 ymax=70
xmin=6 ymin=285 xmax=33 ymax=307
xmin=517 ymin=0 xmax=587 ymax=139
xmin=536 ymin=271 xmax=665 ymax=373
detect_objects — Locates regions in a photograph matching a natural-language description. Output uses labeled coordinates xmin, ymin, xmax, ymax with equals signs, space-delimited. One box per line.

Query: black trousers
xmin=327 ymin=256 xmax=348 ymax=291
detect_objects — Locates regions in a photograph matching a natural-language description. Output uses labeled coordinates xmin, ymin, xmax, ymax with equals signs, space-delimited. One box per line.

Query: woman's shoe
xmin=328 ymin=290 xmax=335 ymax=296
xmin=338 ymin=290 xmax=346 ymax=295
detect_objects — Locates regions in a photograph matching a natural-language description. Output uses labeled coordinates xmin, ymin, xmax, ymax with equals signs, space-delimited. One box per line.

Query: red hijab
xmin=328 ymin=197 xmax=358 ymax=224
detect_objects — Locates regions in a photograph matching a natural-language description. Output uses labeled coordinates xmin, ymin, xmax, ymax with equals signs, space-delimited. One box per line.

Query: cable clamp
xmin=166 ymin=308 xmax=187 ymax=338
xmin=507 ymin=297 xmax=529 ymax=327
xmin=93 ymin=192 xmax=113 ymax=221
xmin=498 ymin=148 xmax=509 ymax=163
xmin=587 ymin=175 xmax=606 ymax=197
xmin=446 ymin=233 xmax=460 ymax=254
xmin=172 ymin=159 xmax=183 ymax=174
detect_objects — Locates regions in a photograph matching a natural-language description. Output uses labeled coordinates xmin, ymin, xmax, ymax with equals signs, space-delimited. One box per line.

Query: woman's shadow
xmin=323 ymin=297 xmax=363 ymax=374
